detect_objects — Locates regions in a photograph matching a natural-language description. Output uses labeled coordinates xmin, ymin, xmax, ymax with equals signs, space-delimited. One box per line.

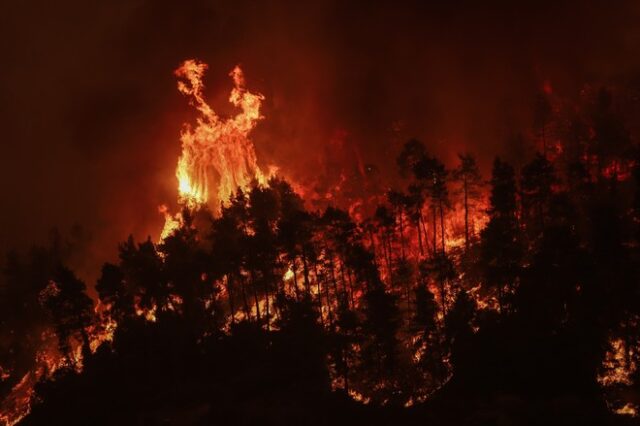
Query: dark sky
xmin=2 ymin=0 xmax=640 ymax=281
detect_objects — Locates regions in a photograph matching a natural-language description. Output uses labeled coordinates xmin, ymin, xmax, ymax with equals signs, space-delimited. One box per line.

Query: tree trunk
xmin=538 ymin=201 xmax=545 ymax=231
xmin=416 ymin=217 xmax=424 ymax=257
xmin=368 ymin=229 xmax=377 ymax=258
xmin=339 ymin=260 xmax=349 ymax=306
xmin=292 ymin=258 xmax=300 ymax=300
xmin=301 ymin=247 xmax=311 ymax=293
xmin=398 ymin=207 xmax=406 ymax=260
xmin=380 ymin=232 xmax=392 ymax=280
xmin=419 ymin=212 xmax=430 ymax=255
xmin=347 ymin=268 xmax=356 ymax=308
xmin=464 ymin=177 xmax=470 ymax=252
xmin=432 ymin=205 xmax=437 ymax=254
xmin=240 ymin=274 xmax=252 ymax=321
xmin=313 ymin=262 xmax=326 ymax=325
xmin=80 ymin=329 xmax=92 ymax=363
xmin=227 ymin=274 xmax=236 ymax=324
xmin=542 ymin=125 xmax=546 ymax=159
xmin=439 ymin=277 xmax=447 ymax=328
xmin=263 ymin=271 xmax=271 ymax=331
xmin=324 ymin=272 xmax=333 ymax=325
xmin=250 ymin=269 xmax=261 ymax=323
xmin=344 ymin=359 xmax=350 ymax=395
xmin=386 ymin=232 xmax=394 ymax=278
xmin=439 ymin=200 xmax=446 ymax=255
xmin=329 ymin=255 xmax=340 ymax=304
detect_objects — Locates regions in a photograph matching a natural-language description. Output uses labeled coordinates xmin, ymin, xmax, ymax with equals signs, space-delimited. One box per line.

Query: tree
xmin=452 ymin=153 xmax=483 ymax=251
xmin=413 ymin=155 xmax=450 ymax=254
xmin=520 ymin=152 xmax=557 ymax=235
xmin=533 ymin=92 xmax=552 ymax=156
xmin=96 ymin=263 xmax=134 ymax=323
xmin=420 ymin=253 xmax=456 ymax=322
xmin=413 ymin=285 xmax=448 ymax=388
xmin=480 ymin=158 xmax=521 ymax=312
xmin=247 ymin=184 xmax=281 ymax=330
xmin=271 ymin=178 xmax=309 ymax=298
xmin=633 ymin=146 xmax=640 ymax=244
xmin=444 ymin=288 xmax=476 ymax=374
xmin=590 ymin=88 xmax=632 ymax=176
xmin=513 ymin=197 xmax=585 ymax=333
xmin=564 ymin=114 xmax=590 ymax=173
xmin=274 ymin=292 xmax=329 ymax=394
xmin=361 ymin=279 xmax=400 ymax=398
xmin=329 ymin=298 xmax=360 ymax=394
xmin=40 ymin=265 xmax=94 ymax=361
xmin=405 ymin=183 xmax=427 ymax=256
xmin=387 ymin=189 xmax=408 ymax=261
xmin=159 ymin=208 xmax=216 ymax=335
xmin=397 ymin=138 xmax=427 ymax=178
xmin=373 ymin=205 xmax=396 ymax=277
xmin=0 ymin=248 xmax=53 ymax=395
xmin=211 ymin=189 xmax=253 ymax=321
xmin=118 ymin=236 xmax=167 ymax=313
xmin=321 ymin=207 xmax=359 ymax=309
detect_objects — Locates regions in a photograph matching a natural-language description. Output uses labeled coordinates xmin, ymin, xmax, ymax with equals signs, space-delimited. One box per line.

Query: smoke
xmin=2 ymin=0 xmax=640 ymax=282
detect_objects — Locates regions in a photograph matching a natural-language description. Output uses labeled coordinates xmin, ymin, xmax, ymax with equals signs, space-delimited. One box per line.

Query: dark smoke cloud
xmin=1 ymin=0 xmax=640 ymax=282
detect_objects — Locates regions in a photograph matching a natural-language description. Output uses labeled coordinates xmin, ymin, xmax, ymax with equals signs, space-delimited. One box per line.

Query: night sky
xmin=2 ymin=0 xmax=640 ymax=281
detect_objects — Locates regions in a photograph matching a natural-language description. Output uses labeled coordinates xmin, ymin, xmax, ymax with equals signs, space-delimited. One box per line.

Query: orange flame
xmin=160 ymin=59 xmax=267 ymax=241
xmin=174 ymin=59 xmax=266 ymax=207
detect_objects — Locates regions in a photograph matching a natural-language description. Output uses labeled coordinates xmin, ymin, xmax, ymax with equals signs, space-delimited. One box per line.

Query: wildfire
xmin=160 ymin=59 xmax=268 ymax=240
xmin=174 ymin=60 xmax=265 ymax=207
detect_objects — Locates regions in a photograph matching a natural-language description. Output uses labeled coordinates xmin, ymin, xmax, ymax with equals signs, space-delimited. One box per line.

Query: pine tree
xmin=452 ymin=153 xmax=483 ymax=251
xmin=520 ymin=153 xmax=556 ymax=235
xmin=40 ymin=265 xmax=94 ymax=361
xmin=413 ymin=156 xmax=449 ymax=254
xmin=480 ymin=158 xmax=521 ymax=312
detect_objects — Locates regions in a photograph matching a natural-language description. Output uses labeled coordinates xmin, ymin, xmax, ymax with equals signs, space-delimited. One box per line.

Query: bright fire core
xmin=161 ymin=60 xmax=267 ymax=239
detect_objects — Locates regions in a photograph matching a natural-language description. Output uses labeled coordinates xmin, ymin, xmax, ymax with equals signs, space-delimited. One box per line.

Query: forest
xmin=3 ymin=85 xmax=640 ymax=426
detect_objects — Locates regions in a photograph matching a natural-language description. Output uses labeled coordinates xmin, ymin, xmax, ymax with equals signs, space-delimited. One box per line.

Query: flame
xmin=88 ymin=302 xmax=117 ymax=353
xmin=0 ymin=373 xmax=34 ymax=426
xmin=347 ymin=389 xmax=371 ymax=405
xmin=615 ymin=402 xmax=638 ymax=417
xmin=160 ymin=59 xmax=268 ymax=242
xmin=283 ymin=267 xmax=295 ymax=282
xmin=159 ymin=204 xmax=182 ymax=242
xmin=598 ymin=338 xmax=636 ymax=387
xmin=615 ymin=403 xmax=638 ymax=417
xmin=134 ymin=302 xmax=158 ymax=323
xmin=174 ymin=59 xmax=266 ymax=207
